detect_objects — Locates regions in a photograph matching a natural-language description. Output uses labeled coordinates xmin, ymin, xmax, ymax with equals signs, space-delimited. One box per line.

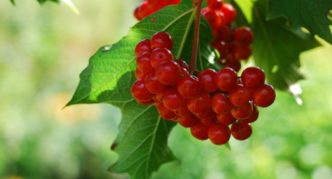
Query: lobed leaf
xmin=267 ymin=0 xmax=332 ymax=44
xmin=252 ymin=2 xmax=319 ymax=89
xmin=67 ymin=0 xmax=214 ymax=178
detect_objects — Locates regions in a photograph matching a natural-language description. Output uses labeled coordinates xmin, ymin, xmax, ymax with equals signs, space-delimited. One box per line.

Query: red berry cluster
xmin=202 ymin=0 xmax=253 ymax=72
xmin=131 ymin=32 xmax=276 ymax=145
xmin=134 ymin=0 xmax=182 ymax=20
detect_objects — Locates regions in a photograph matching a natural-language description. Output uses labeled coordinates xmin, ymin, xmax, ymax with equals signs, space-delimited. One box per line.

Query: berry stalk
xmin=189 ymin=0 xmax=204 ymax=73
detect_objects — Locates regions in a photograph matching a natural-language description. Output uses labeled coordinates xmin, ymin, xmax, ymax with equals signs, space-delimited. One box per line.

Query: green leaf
xmin=252 ymin=3 xmax=319 ymax=89
xmin=67 ymin=0 xmax=215 ymax=178
xmin=10 ymin=0 xmax=15 ymax=5
xmin=110 ymin=101 xmax=176 ymax=179
xmin=267 ymin=0 xmax=332 ymax=43
xmin=67 ymin=2 xmax=196 ymax=105
xmin=37 ymin=0 xmax=59 ymax=4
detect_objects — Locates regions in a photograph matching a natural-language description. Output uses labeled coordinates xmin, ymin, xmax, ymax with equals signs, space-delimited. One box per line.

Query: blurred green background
xmin=0 ymin=1 xmax=332 ymax=179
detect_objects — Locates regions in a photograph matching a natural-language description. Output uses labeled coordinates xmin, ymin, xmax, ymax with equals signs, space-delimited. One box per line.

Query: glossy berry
xmin=162 ymin=89 xmax=185 ymax=110
xmin=187 ymin=93 xmax=212 ymax=115
xmin=216 ymin=112 xmax=236 ymax=125
xmin=151 ymin=31 xmax=173 ymax=50
xmin=224 ymin=59 xmax=241 ymax=72
xmin=135 ymin=39 xmax=151 ymax=57
xmin=220 ymin=3 xmax=237 ymax=25
xmin=241 ymin=67 xmax=265 ymax=89
xmin=231 ymin=122 xmax=252 ymax=140
xmin=135 ymin=68 xmax=145 ymax=80
xmin=150 ymin=48 xmax=173 ymax=68
xmin=208 ymin=123 xmax=231 ymax=145
xmin=212 ymin=40 xmax=229 ymax=59
xmin=136 ymin=53 xmax=154 ymax=76
xmin=155 ymin=102 xmax=176 ymax=120
xmin=177 ymin=76 xmax=202 ymax=99
xmin=231 ymin=102 xmax=253 ymax=119
xmin=213 ymin=25 xmax=232 ymax=42
xmin=202 ymin=9 xmax=225 ymax=29
xmin=131 ymin=80 xmax=153 ymax=103
xmin=207 ymin=0 xmax=223 ymax=10
xmin=253 ymin=84 xmax=276 ymax=107
xmin=241 ymin=106 xmax=259 ymax=123
xmin=229 ymin=84 xmax=252 ymax=106
xmin=198 ymin=112 xmax=216 ymax=126
xmin=144 ymin=73 xmax=167 ymax=94
xmin=175 ymin=59 xmax=189 ymax=69
xmin=198 ymin=69 xmax=218 ymax=93
xmin=155 ymin=60 xmax=180 ymax=85
xmin=232 ymin=44 xmax=252 ymax=60
xmin=174 ymin=106 xmax=191 ymax=117
xmin=216 ymin=67 xmax=238 ymax=92
xmin=190 ymin=123 xmax=209 ymax=140
xmin=178 ymin=114 xmax=199 ymax=128
xmin=211 ymin=93 xmax=232 ymax=114
xmin=233 ymin=27 xmax=254 ymax=45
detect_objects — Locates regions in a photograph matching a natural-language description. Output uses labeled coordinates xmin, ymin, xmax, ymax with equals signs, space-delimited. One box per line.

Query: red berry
xmin=150 ymin=48 xmax=173 ymax=68
xmin=155 ymin=60 xmax=180 ymax=85
xmin=232 ymin=44 xmax=252 ymax=60
xmin=198 ymin=69 xmax=218 ymax=93
xmin=131 ymin=80 xmax=153 ymax=103
xmin=178 ymin=114 xmax=200 ymax=128
xmin=213 ymin=25 xmax=232 ymax=42
xmin=216 ymin=67 xmax=238 ymax=92
xmin=135 ymin=68 xmax=145 ymax=80
xmin=155 ymin=102 xmax=176 ymax=120
xmin=202 ymin=8 xmax=225 ymax=29
xmin=211 ymin=40 xmax=229 ymax=59
xmin=187 ymin=93 xmax=212 ymax=115
xmin=196 ymin=111 xmax=216 ymax=126
xmin=241 ymin=106 xmax=259 ymax=123
xmin=229 ymin=84 xmax=252 ymax=106
xmin=177 ymin=76 xmax=202 ymax=99
xmin=224 ymin=59 xmax=241 ymax=72
xmin=208 ymin=123 xmax=231 ymax=145
xmin=144 ymin=72 xmax=168 ymax=94
xmin=207 ymin=0 xmax=223 ymax=10
xmin=151 ymin=31 xmax=173 ymax=50
xmin=137 ymin=1 xmax=154 ymax=20
xmin=253 ymin=84 xmax=276 ymax=107
xmin=137 ymin=53 xmax=154 ymax=76
xmin=216 ymin=112 xmax=236 ymax=125
xmin=241 ymin=67 xmax=265 ymax=89
xmin=231 ymin=122 xmax=252 ymax=140
xmin=211 ymin=93 xmax=232 ymax=114
xmin=135 ymin=39 xmax=151 ymax=57
xmin=220 ymin=3 xmax=237 ymax=25
xmin=231 ymin=102 xmax=253 ymax=119
xmin=152 ymin=92 xmax=164 ymax=103
xmin=233 ymin=27 xmax=254 ymax=45
xmin=190 ymin=123 xmax=209 ymax=140
xmin=162 ymin=89 xmax=185 ymax=110
xmin=175 ymin=59 xmax=189 ymax=69
xmin=174 ymin=106 xmax=191 ymax=117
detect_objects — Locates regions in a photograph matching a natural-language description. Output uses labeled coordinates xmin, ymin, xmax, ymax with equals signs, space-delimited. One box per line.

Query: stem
xmin=189 ymin=0 xmax=203 ymax=73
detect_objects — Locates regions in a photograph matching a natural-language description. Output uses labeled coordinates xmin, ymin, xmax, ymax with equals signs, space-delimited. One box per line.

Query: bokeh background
xmin=0 ymin=0 xmax=332 ymax=179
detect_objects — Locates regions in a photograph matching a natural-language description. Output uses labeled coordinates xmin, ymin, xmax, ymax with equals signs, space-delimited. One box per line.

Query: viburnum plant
xmin=65 ymin=0 xmax=331 ymax=178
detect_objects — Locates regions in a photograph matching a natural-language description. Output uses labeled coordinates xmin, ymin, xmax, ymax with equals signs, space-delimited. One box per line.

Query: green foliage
xmin=110 ymin=101 xmax=175 ymax=179
xmin=268 ymin=0 xmax=332 ymax=43
xmin=37 ymin=0 xmax=59 ymax=3
xmin=66 ymin=0 xmax=331 ymax=178
xmin=252 ymin=2 xmax=319 ymax=89
xmin=10 ymin=0 xmax=59 ymax=5
xmin=68 ymin=1 xmax=213 ymax=178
